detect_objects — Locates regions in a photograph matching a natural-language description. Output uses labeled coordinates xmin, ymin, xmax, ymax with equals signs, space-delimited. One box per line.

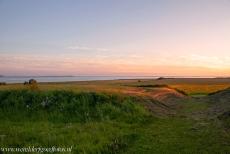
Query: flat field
xmin=1 ymin=78 xmax=230 ymax=94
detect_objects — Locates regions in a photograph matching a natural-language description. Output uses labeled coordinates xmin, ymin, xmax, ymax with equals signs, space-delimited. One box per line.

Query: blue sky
xmin=1 ymin=0 xmax=230 ymax=76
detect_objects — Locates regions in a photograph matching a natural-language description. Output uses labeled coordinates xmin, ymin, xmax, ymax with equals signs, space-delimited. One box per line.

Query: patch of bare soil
xmin=122 ymin=86 xmax=187 ymax=116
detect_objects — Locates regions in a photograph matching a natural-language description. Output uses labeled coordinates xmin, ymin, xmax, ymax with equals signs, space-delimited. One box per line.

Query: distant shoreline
xmin=1 ymin=75 xmax=230 ymax=84
xmin=1 ymin=75 xmax=229 ymax=78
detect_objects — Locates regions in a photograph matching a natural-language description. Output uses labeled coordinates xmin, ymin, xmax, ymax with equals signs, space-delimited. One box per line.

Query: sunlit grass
xmin=1 ymin=79 xmax=230 ymax=95
xmin=170 ymin=84 xmax=230 ymax=95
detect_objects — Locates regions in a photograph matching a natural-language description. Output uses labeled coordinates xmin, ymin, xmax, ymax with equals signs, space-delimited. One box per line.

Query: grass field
xmin=1 ymin=78 xmax=230 ymax=95
xmin=0 ymin=78 xmax=230 ymax=153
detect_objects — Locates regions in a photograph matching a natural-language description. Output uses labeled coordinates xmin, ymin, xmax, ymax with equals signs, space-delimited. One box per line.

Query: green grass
xmin=0 ymin=90 xmax=230 ymax=153
xmin=218 ymin=111 xmax=230 ymax=129
xmin=0 ymin=121 xmax=139 ymax=153
xmin=0 ymin=90 xmax=151 ymax=153
xmin=0 ymin=90 xmax=149 ymax=123
xmin=125 ymin=117 xmax=230 ymax=154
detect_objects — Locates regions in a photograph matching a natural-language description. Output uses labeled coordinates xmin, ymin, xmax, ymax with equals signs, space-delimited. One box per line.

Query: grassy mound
xmin=0 ymin=90 xmax=152 ymax=153
xmin=206 ymin=87 xmax=230 ymax=113
xmin=208 ymin=87 xmax=230 ymax=97
xmin=218 ymin=111 xmax=230 ymax=129
xmin=0 ymin=90 xmax=149 ymax=123
xmin=204 ymin=87 xmax=230 ymax=129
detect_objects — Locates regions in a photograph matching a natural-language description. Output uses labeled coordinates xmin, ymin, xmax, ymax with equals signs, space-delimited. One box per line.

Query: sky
xmin=0 ymin=0 xmax=230 ymax=76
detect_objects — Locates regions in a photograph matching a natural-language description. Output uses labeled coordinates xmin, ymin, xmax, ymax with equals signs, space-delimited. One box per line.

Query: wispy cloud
xmin=177 ymin=54 xmax=230 ymax=69
xmin=67 ymin=45 xmax=112 ymax=52
xmin=1 ymin=51 xmax=230 ymax=76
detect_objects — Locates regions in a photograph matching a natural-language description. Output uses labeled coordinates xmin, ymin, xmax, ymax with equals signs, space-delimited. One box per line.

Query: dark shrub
xmin=29 ymin=79 xmax=37 ymax=84
xmin=0 ymin=82 xmax=6 ymax=85
xmin=28 ymin=79 xmax=39 ymax=91
xmin=24 ymin=81 xmax=29 ymax=85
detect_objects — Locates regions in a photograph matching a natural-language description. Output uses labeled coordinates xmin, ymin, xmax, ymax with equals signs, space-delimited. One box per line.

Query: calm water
xmin=0 ymin=76 xmax=158 ymax=83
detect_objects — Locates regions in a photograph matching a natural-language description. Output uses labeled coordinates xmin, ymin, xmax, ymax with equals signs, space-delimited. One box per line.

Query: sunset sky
xmin=1 ymin=0 xmax=230 ymax=76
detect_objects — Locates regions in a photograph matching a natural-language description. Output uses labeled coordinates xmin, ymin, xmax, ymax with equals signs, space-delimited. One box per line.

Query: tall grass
xmin=0 ymin=90 xmax=149 ymax=123
xmin=0 ymin=90 xmax=152 ymax=153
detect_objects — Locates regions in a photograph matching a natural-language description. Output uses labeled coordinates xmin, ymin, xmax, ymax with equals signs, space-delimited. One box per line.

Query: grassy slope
xmin=0 ymin=90 xmax=151 ymax=153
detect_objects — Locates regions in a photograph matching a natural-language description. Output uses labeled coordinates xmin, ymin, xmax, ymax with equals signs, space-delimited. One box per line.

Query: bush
xmin=23 ymin=79 xmax=39 ymax=90
xmin=29 ymin=79 xmax=37 ymax=84
xmin=24 ymin=81 xmax=29 ymax=85
xmin=0 ymin=82 xmax=6 ymax=85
